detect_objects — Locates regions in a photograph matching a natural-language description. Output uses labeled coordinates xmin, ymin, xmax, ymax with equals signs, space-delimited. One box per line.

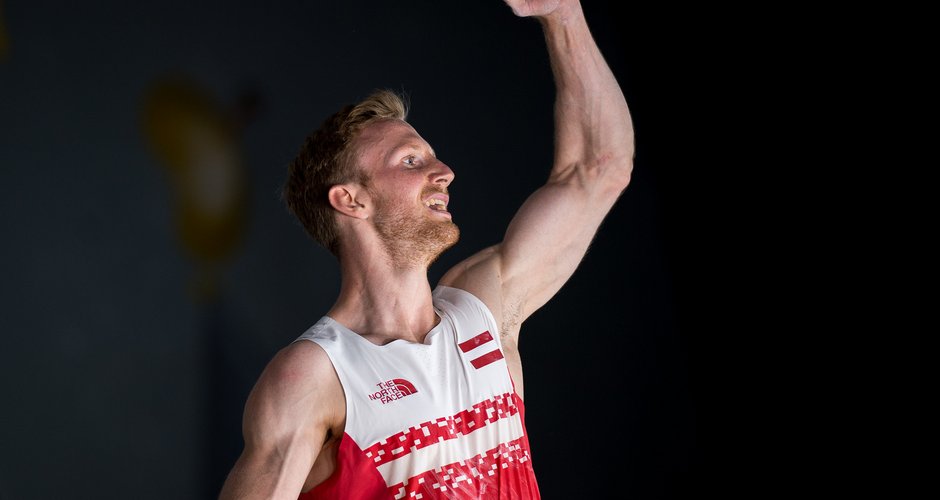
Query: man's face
xmin=351 ymin=119 xmax=459 ymax=267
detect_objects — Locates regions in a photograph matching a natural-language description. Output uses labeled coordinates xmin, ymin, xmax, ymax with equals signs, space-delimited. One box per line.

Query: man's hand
xmin=503 ymin=0 xmax=573 ymax=19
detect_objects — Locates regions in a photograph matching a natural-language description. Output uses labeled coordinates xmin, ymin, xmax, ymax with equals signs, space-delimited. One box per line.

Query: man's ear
xmin=328 ymin=184 xmax=371 ymax=220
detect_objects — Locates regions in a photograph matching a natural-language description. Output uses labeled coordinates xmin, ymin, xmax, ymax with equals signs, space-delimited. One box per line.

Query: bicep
xmin=442 ymin=162 xmax=628 ymax=333
xmin=499 ymin=167 xmax=626 ymax=319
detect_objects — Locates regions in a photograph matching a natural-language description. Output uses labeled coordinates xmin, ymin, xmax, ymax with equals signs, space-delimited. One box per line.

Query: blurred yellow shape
xmin=142 ymin=78 xmax=249 ymax=268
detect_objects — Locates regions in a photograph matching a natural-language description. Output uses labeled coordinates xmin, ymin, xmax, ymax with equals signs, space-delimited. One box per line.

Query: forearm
xmin=219 ymin=449 xmax=310 ymax=500
xmin=219 ymin=455 xmax=271 ymax=500
xmin=540 ymin=2 xmax=634 ymax=186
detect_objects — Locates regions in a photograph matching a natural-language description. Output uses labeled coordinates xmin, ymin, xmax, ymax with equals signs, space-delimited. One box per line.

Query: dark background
xmin=0 ymin=1 xmax=756 ymax=498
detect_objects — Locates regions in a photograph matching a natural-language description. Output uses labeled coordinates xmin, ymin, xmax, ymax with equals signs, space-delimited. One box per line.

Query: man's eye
xmin=403 ymin=155 xmax=418 ymax=166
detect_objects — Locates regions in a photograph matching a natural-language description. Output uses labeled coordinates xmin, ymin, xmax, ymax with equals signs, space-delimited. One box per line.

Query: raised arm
xmin=218 ymin=342 xmax=344 ymax=500
xmin=441 ymin=0 xmax=634 ymax=335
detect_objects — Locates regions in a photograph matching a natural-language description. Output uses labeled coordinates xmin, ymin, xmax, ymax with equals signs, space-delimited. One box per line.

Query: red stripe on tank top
xmin=386 ymin=436 xmax=540 ymax=500
xmin=362 ymin=392 xmax=519 ymax=468
xmin=469 ymin=349 xmax=504 ymax=369
xmin=458 ymin=330 xmax=494 ymax=352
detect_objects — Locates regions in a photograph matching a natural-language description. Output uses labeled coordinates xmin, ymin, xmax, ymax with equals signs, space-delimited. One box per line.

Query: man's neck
xmin=328 ymin=253 xmax=439 ymax=346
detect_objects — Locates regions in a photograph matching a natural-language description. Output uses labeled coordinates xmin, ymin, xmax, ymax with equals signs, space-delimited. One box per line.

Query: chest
xmin=337 ymin=328 xmax=513 ymax=449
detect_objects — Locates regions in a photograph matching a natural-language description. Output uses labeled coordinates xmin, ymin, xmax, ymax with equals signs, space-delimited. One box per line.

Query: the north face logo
xmin=368 ymin=378 xmax=418 ymax=405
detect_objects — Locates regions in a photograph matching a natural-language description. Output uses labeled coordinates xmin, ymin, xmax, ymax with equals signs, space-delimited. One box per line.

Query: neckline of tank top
xmin=321 ymin=309 xmax=448 ymax=349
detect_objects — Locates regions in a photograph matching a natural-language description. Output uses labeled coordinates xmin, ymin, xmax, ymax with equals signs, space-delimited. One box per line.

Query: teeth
xmin=425 ymin=199 xmax=446 ymax=208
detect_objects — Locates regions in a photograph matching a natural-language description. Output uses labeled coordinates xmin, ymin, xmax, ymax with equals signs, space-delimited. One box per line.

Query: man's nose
xmin=430 ymin=159 xmax=455 ymax=187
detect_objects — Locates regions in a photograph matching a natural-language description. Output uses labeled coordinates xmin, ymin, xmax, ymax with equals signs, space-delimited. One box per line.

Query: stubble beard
xmin=371 ymin=192 xmax=460 ymax=269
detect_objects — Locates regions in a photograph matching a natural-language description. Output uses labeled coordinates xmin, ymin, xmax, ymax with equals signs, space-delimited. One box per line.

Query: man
xmin=219 ymin=0 xmax=633 ymax=498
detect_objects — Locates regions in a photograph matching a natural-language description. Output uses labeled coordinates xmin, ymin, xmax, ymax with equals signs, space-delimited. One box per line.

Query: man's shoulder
xmin=252 ymin=339 xmax=339 ymax=405
xmin=439 ymin=245 xmax=501 ymax=290
xmin=433 ymin=284 xmax=502 ymax=336
xmin=434 ymin=285 xmax=488 ymax=311
xmin=438 ymin=246 xmax=504 ymax=323
xmin=241 ymin=337 xmax=344 ymax=454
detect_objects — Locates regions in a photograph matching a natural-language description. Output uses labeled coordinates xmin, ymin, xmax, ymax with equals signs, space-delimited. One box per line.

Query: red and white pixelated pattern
xmin=387 ymin=437 xmax=538 ymax=499
xmin=363 ymin=393 xmax=519 ymax=467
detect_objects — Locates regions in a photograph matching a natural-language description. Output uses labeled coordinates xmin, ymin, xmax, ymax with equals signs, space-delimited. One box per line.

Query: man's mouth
xmin=424 ymin=194 xmax=451 ymax=217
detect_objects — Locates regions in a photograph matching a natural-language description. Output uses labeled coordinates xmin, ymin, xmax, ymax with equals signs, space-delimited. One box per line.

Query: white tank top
xmin=295 ymin=286 xmax=540 ymax=499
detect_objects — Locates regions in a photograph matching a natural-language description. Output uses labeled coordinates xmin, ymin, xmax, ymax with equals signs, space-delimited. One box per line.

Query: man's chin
xmin=373 ymin=210 xmax=459 ymax=267
xmin=435 ymin=221 xmax=460 ymax=249
xmin=426 ymin=222 xmax=460 ymax=263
